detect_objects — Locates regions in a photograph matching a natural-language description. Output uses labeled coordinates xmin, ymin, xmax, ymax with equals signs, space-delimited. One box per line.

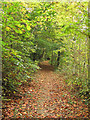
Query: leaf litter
xmin=2 ymin=61 xmax=89 ymax=119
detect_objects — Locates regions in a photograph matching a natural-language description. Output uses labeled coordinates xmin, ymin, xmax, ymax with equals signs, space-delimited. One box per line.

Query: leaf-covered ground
xmin=2 ymin=61 xmax=89 ymax=119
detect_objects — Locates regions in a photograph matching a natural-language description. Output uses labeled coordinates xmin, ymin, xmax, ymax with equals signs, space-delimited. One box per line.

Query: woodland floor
xmin=2 ymin=61 xmax=89 ymax=119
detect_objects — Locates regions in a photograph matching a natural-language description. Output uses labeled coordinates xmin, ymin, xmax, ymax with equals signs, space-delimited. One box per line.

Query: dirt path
xmin=2 ymin=61 xmax=89 ymax=119
xmin=32 ymin=61 xmax=66 ymax=117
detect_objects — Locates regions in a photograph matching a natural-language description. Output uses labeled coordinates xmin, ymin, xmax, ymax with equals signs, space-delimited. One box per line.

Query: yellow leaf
xmin=19 ymin=30 xmax=23 ymax=34
xmin=27 ymin=26 xmax=31 ymax=31
xmin=6 ymin=27 xmax=10 ymax=31
xmin=14 ymin=91 xmax=16 ymax=94
xmin=56 ymin=114 xmax=61 ymax=117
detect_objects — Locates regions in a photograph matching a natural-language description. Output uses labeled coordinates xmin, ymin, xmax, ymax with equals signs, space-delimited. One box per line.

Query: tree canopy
xmin=2 ymin=1 xmax=89 ymax=102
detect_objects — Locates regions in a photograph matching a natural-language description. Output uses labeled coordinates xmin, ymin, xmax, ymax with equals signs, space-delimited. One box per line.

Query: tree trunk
xmin=51 ymin=51 xmax=53 ymax=65
xmin=57 ymin=51 xmax=60 ymax=67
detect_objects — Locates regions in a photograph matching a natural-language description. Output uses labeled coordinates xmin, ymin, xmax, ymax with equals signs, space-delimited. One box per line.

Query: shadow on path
xmin=38 ymin=61 xmax=54 ymax=71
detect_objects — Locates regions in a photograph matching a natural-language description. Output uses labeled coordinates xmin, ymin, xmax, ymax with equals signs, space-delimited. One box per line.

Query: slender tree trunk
xmin=79 ymin=38 xmax=81 ymax=78
xmin=51 ymin=50 xmax=53 ymax=65
xmin=39 ymin=48 xmax=45 ymax=59
xmin=87 ymin=36 xmax=90 ymax=89
xmin=33 ymin=53 xmax=36 ymax=61
xmin=57 ymin=51 xmax=60 ymax=67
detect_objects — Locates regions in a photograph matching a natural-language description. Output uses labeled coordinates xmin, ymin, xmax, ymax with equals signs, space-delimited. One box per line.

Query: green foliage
xmin=2 ymin=2 xmax=39 ymax=96
xmin=2 ymin=2 xmax=57 ymax=97
xmin=54 ymin=2 xmax=89 ymax=98
xmin=2 ymin=1 xmax=89 ymax=101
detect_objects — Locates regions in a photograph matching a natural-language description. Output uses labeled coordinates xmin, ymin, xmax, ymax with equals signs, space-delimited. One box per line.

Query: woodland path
xmin=3 ymin=61 xmax=88 ymax=119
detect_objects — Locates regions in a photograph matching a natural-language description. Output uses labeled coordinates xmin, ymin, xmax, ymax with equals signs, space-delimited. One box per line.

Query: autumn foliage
xmin=2 ymin=1 xmax=89 ymax=119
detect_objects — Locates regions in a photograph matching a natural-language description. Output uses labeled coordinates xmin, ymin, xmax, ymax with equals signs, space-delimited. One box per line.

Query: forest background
xmin=1 ymin=1 xmax=89 ymax=104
